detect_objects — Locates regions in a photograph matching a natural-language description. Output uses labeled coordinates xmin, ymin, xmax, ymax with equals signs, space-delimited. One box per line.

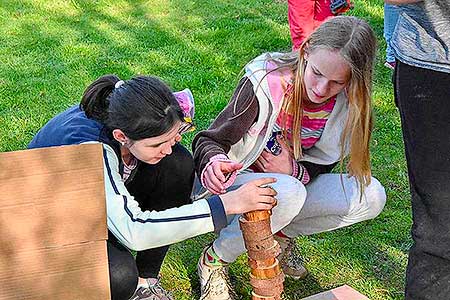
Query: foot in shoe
xmin=128 ymin=276 xmax=173 ymax=300
xmin=198 ymin=246 xmax=236 ymax=300
xmin=274 ymin=234 xmax=308 ymax=280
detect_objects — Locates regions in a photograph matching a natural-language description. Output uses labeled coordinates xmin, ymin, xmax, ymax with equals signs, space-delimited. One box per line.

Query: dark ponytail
xmin=80 ymin=74 xmax=120 ymax=123
xmin=80 ymin=74 xmax=184 ymax=141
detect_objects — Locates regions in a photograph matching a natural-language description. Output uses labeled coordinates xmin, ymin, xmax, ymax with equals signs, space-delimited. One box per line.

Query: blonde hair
xmin=267 ymin=16 xmax=377 ymax=187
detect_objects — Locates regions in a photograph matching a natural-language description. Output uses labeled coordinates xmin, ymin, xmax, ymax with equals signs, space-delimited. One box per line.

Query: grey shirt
xmin=391 ymin=0 xmax=450 ymax=73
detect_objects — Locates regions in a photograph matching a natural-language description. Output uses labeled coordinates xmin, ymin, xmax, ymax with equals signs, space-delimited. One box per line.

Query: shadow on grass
xmin=292 ymin=223 xmax=409 ymax=300
xmin=0 ymin=0 xmax=289 ymax=151
xmin=0 ymin=0 xmax=411 ymax=299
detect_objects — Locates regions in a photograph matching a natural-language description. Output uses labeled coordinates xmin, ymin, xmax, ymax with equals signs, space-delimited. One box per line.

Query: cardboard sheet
xmin=0 ymin=144 xmax=110 ymax=300
xmin=301 ymin=285 xmax=369 ymax=300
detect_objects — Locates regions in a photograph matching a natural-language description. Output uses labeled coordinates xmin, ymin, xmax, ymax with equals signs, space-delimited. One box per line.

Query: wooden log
xmin=248 ymin=257 xmax=276 ymax=269
xmin=244 ymin=210 xmax=271 ymax=221
xmin=250 ymin=259 xmax=281 ymax=279
xmin=247 ymin=241 xmax=281 ymax=261
xmin=251 ymin=292 xmax=282 ymax=300
xmin=240 ymin=209 xmax=284 ymax=299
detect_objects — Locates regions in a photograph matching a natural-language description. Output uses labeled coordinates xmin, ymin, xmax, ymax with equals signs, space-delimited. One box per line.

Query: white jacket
xmin=228 ymin=52 xmax=350 ymax=169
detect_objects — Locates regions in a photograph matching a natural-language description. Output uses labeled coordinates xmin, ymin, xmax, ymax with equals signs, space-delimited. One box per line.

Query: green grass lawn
xmin=0 ymin=0 xmax=410 ymax=299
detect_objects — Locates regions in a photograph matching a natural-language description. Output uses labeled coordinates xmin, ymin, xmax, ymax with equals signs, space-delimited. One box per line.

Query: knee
xmin=162 ymin=143 xmax=194 ymax=205
xmin=108 ymin=243 xmax=138 ymax=300
xmin=271 ymin=175 xmax=306 ymax=221
xmin=363 ymin=177 xmax=387 ymax=220
xmin=110 ymin=268 xmax=138 ymax=300
xmin=168 ymin=143 xmax=194 ymax=175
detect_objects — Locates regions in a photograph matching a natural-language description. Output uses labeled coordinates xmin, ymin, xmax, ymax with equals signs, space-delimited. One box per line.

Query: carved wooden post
xmin=239 ymin=210 xmax=284 ymax=300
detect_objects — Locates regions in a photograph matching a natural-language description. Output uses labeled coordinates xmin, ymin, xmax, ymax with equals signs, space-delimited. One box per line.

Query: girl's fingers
xmin=221 ymin=162 xmax=242 ymax=173
xmin=258 ymin=152 xmax=270 ymax=163
xmin=276 ymin=135 xmax=287 ymax=147
xmin=252 ymin=177 xmax=277 ymax=186
xmin=257 ymin=155 xmax=274 ymax=171
xmin=253 ymin=160 xmax=264 ymax=172
xmin=255 ymin=197 xmax=277 ymax=209
xmin=208 ymin=168 xmax=224 ymax=187
xmin=257 ymin=195 xmax=277 ymax=204
xmin=259 ymin=186 xmax=278 ymax=196
xmin=278 ymin=136 xmax=291 ymax=152
xmin=212 ymin=163 xmax=226 ymax=182
xmin=204 ymin=177 xmax=222 ymax=194
xmin=205 ymin=169 xmax=224 ymax=192
xmin=256 ymin=203 xmax=273 ymax=211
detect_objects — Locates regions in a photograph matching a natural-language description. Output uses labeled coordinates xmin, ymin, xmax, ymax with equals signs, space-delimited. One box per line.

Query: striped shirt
xmin=274 ymin=97 xmax=336 ymax=150
xmin=122 ymin=155 xmax=138 ymax=181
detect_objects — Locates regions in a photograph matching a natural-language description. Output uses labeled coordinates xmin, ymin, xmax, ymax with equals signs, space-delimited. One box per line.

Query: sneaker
xmin=128 ymin=277 xmax=173 ymax=300
xmin=384 ymin=61 xmax=396 ymax=70
xmin=274 ymin=235 xmax=308 ymax=280
xmin=198 ymin=247 xmax=236 ymax=300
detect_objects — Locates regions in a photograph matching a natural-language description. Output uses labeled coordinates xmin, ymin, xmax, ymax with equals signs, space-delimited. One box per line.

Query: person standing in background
xmin=383 ymin=3 xmax=399 ymax=70
xmin=288 ymin=0 xmax=334 ymax=50
xmin=388 ymin=0 xmax=450 ymax=299
xmin=287 ymin=0 xmax=351 ymax=50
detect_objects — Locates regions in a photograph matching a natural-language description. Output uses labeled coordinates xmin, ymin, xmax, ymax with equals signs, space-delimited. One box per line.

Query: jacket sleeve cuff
xmin=293 ymin=161 xmax=311 ymax=185
xmin=206 ymin=195 xmax=227 ymax=233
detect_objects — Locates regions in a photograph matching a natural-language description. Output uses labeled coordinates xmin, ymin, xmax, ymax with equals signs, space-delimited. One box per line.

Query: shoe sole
xmin=283 ymin=269 xmax=308 ymax=280
xmin=384 ymin=62 xmax=395 ymax=70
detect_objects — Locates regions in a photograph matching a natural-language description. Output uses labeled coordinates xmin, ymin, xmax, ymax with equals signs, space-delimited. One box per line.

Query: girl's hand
xmin=203 ymin=160 xmax=243 ymax=194
xmin=254 ymin=135 xmax=293 ymax=175
xmin=219 ymin=177 xmax=278 ymax=214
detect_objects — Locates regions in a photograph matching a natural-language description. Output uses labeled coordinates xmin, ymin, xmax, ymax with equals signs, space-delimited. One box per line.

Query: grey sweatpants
xmin=213 ymin=172 xmax=386 ymax=263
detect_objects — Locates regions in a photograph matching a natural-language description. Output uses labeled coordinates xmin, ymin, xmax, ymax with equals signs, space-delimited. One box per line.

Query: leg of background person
xmin=282 ymin=174 xmax=386 ymax=236
xmin=288 ymin=0 xmax=316 ymax=50
xmin=212 ymin=173 xmax=306 ymax=262
xmin=108 ymin=232 xmax=139 ymax=300
xmin=125 ymin=143 xmax=195 ymax=278
xmin=383 ymin=4 xmax=399 ymax=63
xmin=313 ymin=0 xmax=333 ymax=29
xmin=394 ymin=61 xmax=450 ymax=300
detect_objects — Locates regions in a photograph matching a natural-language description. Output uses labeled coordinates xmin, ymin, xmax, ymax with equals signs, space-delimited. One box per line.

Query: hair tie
xmin=164 ymin=106 xmax=170 ymax=114
xmin=115 ymin=80 xmax=125 ymax=89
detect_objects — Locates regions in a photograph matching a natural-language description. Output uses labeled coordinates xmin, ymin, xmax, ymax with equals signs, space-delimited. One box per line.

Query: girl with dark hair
xmin=28 ymin=74 xmax=279 ymax=300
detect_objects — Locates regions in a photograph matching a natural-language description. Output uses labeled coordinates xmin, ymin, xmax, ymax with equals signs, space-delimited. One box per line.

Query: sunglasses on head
xmin=178 ymin=117 xmax=196 ymax=135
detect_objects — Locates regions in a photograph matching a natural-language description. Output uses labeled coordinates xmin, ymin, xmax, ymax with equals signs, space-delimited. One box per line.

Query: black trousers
xmin=107 ymin=143 xmax=194 ymax=300
xmin=394 ymin=61 xmax=450 ymax=300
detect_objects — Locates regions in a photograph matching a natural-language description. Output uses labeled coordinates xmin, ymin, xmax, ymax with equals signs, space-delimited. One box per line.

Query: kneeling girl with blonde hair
xmin=193 ymin=16 xmax=387 ymax=300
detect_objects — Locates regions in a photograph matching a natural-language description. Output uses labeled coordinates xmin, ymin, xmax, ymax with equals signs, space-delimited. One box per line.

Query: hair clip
xmin=115 ymin=80 xmax=125 ymax=89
